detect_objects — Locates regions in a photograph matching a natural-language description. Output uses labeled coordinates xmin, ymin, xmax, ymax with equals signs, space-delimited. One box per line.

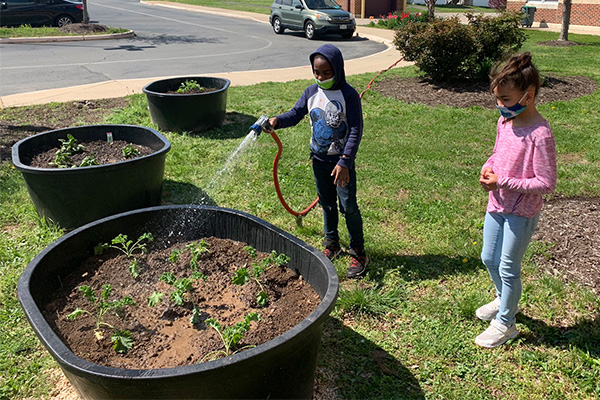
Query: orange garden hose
xmin=269 ymin=57 xmax=405 ymax=222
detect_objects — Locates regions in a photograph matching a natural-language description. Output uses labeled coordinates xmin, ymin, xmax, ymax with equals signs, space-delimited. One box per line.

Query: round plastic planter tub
xmin=18 ymin=205 xmax=338 ymax=399
xmin=11 ymin=124 xmax=170 ymax=230
xmin=143 ymin=77 xmax=230 ymax=133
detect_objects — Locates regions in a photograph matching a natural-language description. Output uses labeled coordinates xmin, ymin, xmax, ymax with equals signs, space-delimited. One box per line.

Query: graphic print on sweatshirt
xmin=308 ymin=89 xmax=347 ymax=156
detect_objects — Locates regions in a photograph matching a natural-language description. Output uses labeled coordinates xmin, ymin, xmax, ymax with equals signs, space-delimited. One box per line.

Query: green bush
xmin=393 ymin=11 xmax=526 ymax=82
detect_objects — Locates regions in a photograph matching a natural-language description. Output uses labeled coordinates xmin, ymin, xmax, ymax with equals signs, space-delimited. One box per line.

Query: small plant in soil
xmin=95 ymin=233 xmax=154 ymax=278
xmin=52 ymin=134 xmax=85 ymax=168
xmin=66 ymin=284 xmax=136 ymax=354
xmin=187 ymin=239 xmax=210 ymax=270
xmin=177 ymin=80 xmax=206 ymax=94
xmin=203 ymin=312 xmax=261 ymax=361
xmin=233 ymin=249 xmax=291 ymax=307
xmin=122 ymin=143 xmax=140 ymax=159
xmin=158 ymin=271 xmax=206 ymax=307
xmin=79 ymin=152 xmax=98 ymax=167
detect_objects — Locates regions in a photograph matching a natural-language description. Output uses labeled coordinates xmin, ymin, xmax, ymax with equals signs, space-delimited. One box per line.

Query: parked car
xmin=0 ymin=0 xmax=83 ymax=27
xmin=270 ymin=0 xmax=356 ymax=40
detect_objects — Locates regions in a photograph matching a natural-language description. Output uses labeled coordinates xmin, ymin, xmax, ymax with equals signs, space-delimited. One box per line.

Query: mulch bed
xmin=533 ymin=196 xmax=600 ymax=294
xmin=43 ymin=236 xmax=319 ymax=369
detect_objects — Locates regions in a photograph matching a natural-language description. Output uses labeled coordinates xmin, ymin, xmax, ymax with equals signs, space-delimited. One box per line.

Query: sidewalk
xmin=1 ymin=3 xmax=598 ymax=108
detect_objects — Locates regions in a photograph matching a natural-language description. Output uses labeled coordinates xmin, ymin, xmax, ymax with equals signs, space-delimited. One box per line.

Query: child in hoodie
xmin=267 ymin=44 xmax=368 ymax=278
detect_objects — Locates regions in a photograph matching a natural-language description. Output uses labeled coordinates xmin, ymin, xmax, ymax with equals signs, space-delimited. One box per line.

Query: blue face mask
xmin=496 ymin=92 xmax=528 ymax=119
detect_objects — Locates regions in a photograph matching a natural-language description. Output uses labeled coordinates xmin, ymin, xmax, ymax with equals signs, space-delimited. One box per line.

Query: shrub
xmin=368 ymin=11 xmax=431 ymax=30
xmin=393 ymin=11 xmax=526 ymax=82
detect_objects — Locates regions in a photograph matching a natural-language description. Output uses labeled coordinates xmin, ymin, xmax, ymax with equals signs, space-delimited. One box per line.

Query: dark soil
xmin=59 ymin=23 xmax=110 ymax=35
xmin=532 ymin=196 xmax=600 ymax=294
xmin=27 ymin=139 xmax=153 ymax=168
xmin=165 ymin=87 xmax=219 ymax=95
xmin=374 ymin=74 xmax=598 ymax=109
xmin=43 ymin=236 xmax=319 ymax=369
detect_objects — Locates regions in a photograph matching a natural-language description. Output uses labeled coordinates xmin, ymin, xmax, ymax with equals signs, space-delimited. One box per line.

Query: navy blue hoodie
xmin=275 ymin=44 xmax=363 ymax=169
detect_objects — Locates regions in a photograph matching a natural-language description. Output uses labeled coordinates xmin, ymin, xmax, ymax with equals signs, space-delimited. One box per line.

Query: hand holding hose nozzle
xmin=249 ymin=115 xmax=272 ymax=137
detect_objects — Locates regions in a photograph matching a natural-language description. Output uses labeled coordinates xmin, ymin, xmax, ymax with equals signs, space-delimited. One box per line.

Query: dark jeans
xmin=312 ymin=158 xmax=364 ymax=251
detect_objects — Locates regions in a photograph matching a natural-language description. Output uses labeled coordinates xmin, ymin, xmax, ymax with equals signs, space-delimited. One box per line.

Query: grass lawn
xmin=1 ymin=29 xmax=599 ymax=399
xmin=0 ymin=25 xmax=128 ymax=38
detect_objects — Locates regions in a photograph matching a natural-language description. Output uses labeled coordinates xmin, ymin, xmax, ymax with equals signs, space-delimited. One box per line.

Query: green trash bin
xmin=521 ymin=5 xmax=536 ymax=28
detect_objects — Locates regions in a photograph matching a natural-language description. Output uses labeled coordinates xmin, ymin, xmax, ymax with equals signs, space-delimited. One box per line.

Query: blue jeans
xmin=481 ymin=212 xmax=539 ymax=325
xmin=312 ymin=158 xmax=364 ymax=251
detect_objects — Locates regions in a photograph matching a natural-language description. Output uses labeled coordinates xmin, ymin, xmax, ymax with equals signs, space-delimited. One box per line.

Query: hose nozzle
xmin=249 ymin=115 xmax=271 ymax=137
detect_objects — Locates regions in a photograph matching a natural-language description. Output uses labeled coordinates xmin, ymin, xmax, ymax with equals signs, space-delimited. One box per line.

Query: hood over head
xmin=310 ymin=44 xmax=346 ymax=90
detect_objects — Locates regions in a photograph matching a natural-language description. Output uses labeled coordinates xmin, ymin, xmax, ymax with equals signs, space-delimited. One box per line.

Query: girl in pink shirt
xmin=475 ymin=52 xmax=557 ymax=348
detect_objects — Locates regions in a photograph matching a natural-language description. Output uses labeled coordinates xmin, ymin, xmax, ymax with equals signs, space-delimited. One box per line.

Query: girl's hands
xmin=332 ymin=165 xmax=349 ymax=187
xmin=479 ymin=167 xmax=498 ymax=192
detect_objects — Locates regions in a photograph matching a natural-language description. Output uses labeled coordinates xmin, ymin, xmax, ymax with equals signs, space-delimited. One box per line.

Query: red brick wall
xmin=342 ymin=0 xmax=405 ymax=17
xmin=507 ymin=1 xmax=600 ymax=27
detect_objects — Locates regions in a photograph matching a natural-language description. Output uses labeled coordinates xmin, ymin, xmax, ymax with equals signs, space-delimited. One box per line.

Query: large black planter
xmin=18 ymin=205 xmax=338 ymax=399
xmin=11 ymin=125 xmax=170 ymax=230
xmin=143 ymin=77 xmax=230 ymax=133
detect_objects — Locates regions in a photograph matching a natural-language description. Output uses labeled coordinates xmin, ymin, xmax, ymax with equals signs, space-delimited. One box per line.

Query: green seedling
xmin=168 ymin=248 xmax=182 ymax=263
xmin=53 ymin=151 xmax=72 ymax=168
xmin=232 ymin=250 xmax=291 ymax=307
xmin=202 ymin=312 xmax=261 ymax=361
xmin=53 ymin=134 xmax=85 ymax=168
xmin=177 ymin=80 xmax=205 ymax=94
xmin=147 ymin=291 xmax=164 ymax=307
xmin=66 ymin=284 xmax=136 ymax=354
xmin=186 ymin=240 xmax=210 ymax=270
xmin=122 ymin=143 xmax=140 ymax=158
xmin=159 ymin=272 xmax=196 ymax=306
xmin=95 ymin=233 xmax=154 ymax=278
xmin=79 ymin=153 xmax=98 ymax=167
xmin=243 ymin=246 xmax=258 ymax=258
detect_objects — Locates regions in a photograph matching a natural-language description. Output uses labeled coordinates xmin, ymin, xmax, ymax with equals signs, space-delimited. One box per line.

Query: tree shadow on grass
xmin=517 ymin=313 xmax=600 ymax=358
xmin=162 ymin=179 xmax=217 ymax=206
xmin=366 ymin=251 xmax=483 ymax=283
xmin=317 ymin=317 xmax=425 ymax=399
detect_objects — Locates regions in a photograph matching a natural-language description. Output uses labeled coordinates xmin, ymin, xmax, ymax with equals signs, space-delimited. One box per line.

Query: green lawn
xmin=0 ymin=25 xmax=128 ymax=38
xmin=1 ymin=29 xmax=599 ymax=399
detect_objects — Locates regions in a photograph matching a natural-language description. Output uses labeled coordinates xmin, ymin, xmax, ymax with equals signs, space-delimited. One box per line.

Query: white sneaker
xmin=476 ymin=298 xmax=519 ymax=321
xmin=475 ymin=319 xmax=519 ymax=348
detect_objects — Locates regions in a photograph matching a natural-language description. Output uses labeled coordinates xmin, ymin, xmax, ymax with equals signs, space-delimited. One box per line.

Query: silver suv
xmin=270 ymin=0 xmax=356 ymax=40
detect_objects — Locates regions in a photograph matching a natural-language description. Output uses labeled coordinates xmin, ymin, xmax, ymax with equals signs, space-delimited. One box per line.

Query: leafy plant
xmin=187 ymin=240 xmax=210 ymax=270
xmin=243 ymin=245 xmax=258 ymax=258
xmin=168 ymin=248 xmax=182 ymax=263
xmin=233 ymin=250 xmax=290 ymax=307
xmin=79 ymin=152 xmax=98 ymax=167
xmin=95 ymin=233 xmax=154 ymax=278
xmin=203 ymin=312 xmax=261 ymax=361
xmin=147 ymin=291 xmax=164 ymax=307
xmin=159 ymin=272 xmax=202 ymax=306
xmin=52 ymin=134 xmax=85 ymax=167
xmin=393 ymin=11 xmax=525 ymax=82
xmin=177 ymin=80 xmax=205 ymax=94
xmin=66 ymin=284 xmax=136 ymax=353
xmin=122 ymin=143 xmax=140 ymax=158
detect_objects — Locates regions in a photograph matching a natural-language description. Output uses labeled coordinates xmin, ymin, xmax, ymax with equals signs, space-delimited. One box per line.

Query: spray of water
xmin=202 ymin=132 xmax=257 ymax=196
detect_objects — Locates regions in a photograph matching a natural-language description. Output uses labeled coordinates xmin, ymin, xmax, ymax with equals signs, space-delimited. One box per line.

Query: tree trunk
xmin=559 ymin=0 xmax=571 ymax=41
xmin=425 ymin=0 xmax=436 ymax=18
xmin=83 ymin=0 xmax=90 ymax=24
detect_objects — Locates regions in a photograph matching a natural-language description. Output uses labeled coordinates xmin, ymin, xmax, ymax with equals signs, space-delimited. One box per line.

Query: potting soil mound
xmin=27 ymin=139 xmax=154 ymax=168
xmin=43 ymin=237 xmax=320 ymax=369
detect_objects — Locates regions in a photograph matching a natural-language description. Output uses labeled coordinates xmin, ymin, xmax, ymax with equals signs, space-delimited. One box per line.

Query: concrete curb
xmin=0 ymin=30 xmax=135 ymax=44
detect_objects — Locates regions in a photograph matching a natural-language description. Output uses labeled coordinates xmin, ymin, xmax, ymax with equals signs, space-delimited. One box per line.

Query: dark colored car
xmin=0 ymin=0 xmax=83 ymax=27
xmin=270 ymin=0 xmax=356 ymax=40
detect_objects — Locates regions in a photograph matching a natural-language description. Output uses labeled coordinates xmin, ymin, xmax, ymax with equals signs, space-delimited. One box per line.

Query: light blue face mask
xmin=315 ymin=76 xmax=335 ymax=90
xmin=497 ymin=92 xmax=528 ymax=119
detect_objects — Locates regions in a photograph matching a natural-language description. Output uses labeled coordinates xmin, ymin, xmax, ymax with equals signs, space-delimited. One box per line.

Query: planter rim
xmin=11 ymin=124 xmax=171 ymax=174
xmin=18 ymin=205 xmax=338 ymax=380
xmin=142 ymin=76 xmax=231 ymax=98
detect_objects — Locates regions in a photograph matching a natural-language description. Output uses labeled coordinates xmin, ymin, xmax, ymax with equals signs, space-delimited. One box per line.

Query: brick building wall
xmin=341 ymin=0 xmax=405 ymax=18
xmin=507 ymin=0 xmax=600 ymax=27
